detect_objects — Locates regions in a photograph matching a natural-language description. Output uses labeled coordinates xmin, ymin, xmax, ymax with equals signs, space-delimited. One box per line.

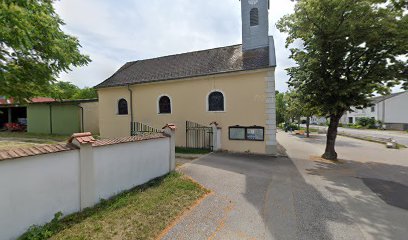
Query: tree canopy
xmin=277 ymin=0 xmax=407 ymax=159
xmin=0 ymin=0 xmax=90 ymax=101
xmin=49 ymin=81 xmax=97 ymax=100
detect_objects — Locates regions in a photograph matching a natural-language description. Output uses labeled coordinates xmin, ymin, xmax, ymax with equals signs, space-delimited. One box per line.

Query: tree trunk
xmin=306 ymin=116 xmax=310 ymax=138
xmin=298 ymin=116 xmax=301 ymax=129
xmin=322 ymin=114 xmax=341 ymax=160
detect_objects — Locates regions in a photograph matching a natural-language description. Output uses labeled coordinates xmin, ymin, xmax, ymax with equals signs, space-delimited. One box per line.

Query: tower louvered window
xmin=250 ymin=8 xmax=259 ymax=26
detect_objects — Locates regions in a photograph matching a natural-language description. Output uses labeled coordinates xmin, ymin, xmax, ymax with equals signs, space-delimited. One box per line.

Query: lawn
xmin=19 ymin=172 xmax=209 ymax=240
xmin=0 ymin=132 xmax=69 ymax=142
xmin=0 ymin=132 xmax=70 ymax=151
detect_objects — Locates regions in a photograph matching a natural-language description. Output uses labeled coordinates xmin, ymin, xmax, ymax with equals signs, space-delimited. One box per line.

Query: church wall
xmin=98 ymin=69 xmax=275 ymax=154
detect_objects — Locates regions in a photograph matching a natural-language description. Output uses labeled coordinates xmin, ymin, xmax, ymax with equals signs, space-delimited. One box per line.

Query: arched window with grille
xmin=250 ymin=8 xmax=259 ymax=26
xmin=118 ymin=98 xmax=128 ymax=115
xmin=208 ymin=91 xmax=225 ymax=112
xmin=158 ymin=95 xmax=172 ymax=114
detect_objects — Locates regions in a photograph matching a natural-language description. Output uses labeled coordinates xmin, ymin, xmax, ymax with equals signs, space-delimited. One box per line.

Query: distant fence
xmin=0 ymin=126 xmax=175 ymax=240
xmin=131 ymin=122 xmax=163 ymax=136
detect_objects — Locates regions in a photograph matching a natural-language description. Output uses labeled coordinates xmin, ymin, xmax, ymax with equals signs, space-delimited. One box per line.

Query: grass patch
xmin=396 ymin=143 xmax=407 ymax=149
xmin=0 ymin=132 xmax=69 ymax=142
xmin=299 ymin=127 xmax=318 ymax=133
xmin=0 ymin=141 xmax=44 ymax=151
xmin=19 ymin=172 xmax=209 ymax=240
xmin=175 ymin=147 xmax=211 ymax=154
xmin=338 ymin=133 xmax=407 ymax=149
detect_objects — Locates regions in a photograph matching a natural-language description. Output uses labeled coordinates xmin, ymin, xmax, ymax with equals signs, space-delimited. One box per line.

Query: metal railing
xmin=131 ymin=122 xmax=162 ymax=136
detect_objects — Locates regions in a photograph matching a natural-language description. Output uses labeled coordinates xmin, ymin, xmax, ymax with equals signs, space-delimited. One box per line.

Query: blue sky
xmin=54 ymin=0 xmax=297 ymax=92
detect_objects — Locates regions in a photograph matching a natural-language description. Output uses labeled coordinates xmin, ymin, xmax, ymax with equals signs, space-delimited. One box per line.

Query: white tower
xmin=241 ymin=0 xmax=269 ymax=51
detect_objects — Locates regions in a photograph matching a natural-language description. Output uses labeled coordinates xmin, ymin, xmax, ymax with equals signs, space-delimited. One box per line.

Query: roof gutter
xmin=127 ymin=85 xmax=134 ymax=123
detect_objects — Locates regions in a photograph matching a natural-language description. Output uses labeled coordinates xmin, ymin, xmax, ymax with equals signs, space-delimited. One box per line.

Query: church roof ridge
xmin=95 ymin=44 xmax=271 ymax=89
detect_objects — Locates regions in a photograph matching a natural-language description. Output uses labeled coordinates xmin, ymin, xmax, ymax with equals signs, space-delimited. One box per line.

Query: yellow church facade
xmin=95 ymin=0 xmax=277 ymax=154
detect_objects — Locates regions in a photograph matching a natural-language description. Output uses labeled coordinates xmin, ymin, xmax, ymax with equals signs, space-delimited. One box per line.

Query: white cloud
xmin=54 ymin=0 xmax=295 ymax=91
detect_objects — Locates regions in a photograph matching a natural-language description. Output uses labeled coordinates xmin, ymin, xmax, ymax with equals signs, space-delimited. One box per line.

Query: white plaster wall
xmin=378 ymin=92 xmax=408 ymax=124
xmin=0 ymin=151 xmax=80 ymax=240
xmin=93 ymin=138 xmax=170 ymax=201
xmin=0 ymin=137 xmax=171 ymax=240
xmin=341 ymin=106 xmax=377 ymax=124
xmin=80 ymin=102 xmax=100 ymax=134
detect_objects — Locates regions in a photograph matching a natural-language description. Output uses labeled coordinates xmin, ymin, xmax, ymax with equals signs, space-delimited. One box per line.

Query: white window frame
xmin=206 ymin=89 xmax=226 ymax=113
xmin=157 ymin=94 xmax=173 ymax=115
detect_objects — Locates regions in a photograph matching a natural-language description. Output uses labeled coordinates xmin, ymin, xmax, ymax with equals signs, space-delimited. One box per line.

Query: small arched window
xmin=158 ymin=96 xmax=171 ymax=114
xmin=250 ymin=8 xmax=259 ymax=26
xmin=208 ymin=91 xmax=224 ymax=112
xmin=118 ymin=98 xmax=128 ymax=115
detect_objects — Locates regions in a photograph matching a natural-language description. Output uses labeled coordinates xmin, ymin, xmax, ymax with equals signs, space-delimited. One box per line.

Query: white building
xmin=341 ymin=91 xmax=408 ymax=130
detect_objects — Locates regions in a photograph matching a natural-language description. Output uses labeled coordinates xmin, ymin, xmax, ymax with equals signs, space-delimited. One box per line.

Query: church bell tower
xmin=241 ymin=0 xmax=269 ymax=51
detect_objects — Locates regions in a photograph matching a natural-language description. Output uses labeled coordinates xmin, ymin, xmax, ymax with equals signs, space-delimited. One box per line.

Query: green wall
xmin=27 ymin=104 xmax=81 ymax=135
xmin=27 ymin=105 xmax=51 ymax=134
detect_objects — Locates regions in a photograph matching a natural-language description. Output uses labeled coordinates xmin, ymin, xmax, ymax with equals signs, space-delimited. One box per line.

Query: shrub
xmin=19 ymin=212 xmax=63 ymax=240
xmin=284 ymin=123 xmax=299 ymax=131
xmin=356 ymin=117 xmax=377 ymax=129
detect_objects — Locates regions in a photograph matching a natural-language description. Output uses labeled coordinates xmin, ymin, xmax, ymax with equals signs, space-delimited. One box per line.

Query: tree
xmin=275 ymin=91 xmax=287 ymax=124
xmin=48 ymin=81 xmax=97 ymax=100
xmin=73 ymin=87 xmax=98 ymax=100
xmin=277 ymin=0 xmax=408 ymax=160
xmin=0 ymin=0 xmax=90 ymax=101
xmin=49 ymin=81 xmax=79 ymax=100
xmin=285 ymin=90 xmax=320 ymax=137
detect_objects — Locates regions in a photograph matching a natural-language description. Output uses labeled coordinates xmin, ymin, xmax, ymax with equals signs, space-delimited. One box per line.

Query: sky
xmin=54 ymin=0 xmax=296 ymax=92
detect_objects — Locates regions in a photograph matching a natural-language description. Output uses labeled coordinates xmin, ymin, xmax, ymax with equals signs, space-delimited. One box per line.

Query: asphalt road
xmin=306 ymin=125 xmax=408 ymax=146
xmin=162 ymin=133 xmax=408 ymax=240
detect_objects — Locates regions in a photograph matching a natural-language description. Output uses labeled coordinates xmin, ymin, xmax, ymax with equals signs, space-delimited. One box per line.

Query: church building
xmin=95 ymin=0 xmax=277 ymax=155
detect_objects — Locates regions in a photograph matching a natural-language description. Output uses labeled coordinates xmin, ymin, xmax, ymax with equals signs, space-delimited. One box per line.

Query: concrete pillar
xmin=68 ymin=132 xmax=96 ymax=211
xmin=210 ymin=122 xmax=221 ymax=151
xmin=7 ymin=108 xmax=12 ymax=123
xmin=162 ymin=124 xmax=176 ymax=171
xmin=265 ymin=69 xmax=277 ymax=155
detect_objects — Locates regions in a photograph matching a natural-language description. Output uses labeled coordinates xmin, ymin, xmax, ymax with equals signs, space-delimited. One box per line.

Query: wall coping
xmin=92 ymin=133 xmax=168 ymax=148
xmin=0 ymin=144 xmax=78 ymax=162
xmin=0 ymin=133 xmax=169 ymax=162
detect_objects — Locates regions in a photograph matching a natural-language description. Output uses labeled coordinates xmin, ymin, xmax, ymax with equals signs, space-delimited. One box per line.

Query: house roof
xmin=28 ymin=99 xmax=98 ymax=105
xmin=371 ymin=91 xmax=407 ymax=104
xmin=95 ymin=44 xmax=272 ymax=89
xmin=0 ymin=97 xmax=55 ymax=106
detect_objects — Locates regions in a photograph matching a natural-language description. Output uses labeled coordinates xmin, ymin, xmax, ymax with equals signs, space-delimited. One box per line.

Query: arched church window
xmin=208 ymin=91 xmax=225 ymax=112
xmin=118 ymin=98 xmax=128 ymax=115
xmin=158 ymin=95 xmax=172 ymax=114
xmin=250 ymin=8 xmax=259 ymax=26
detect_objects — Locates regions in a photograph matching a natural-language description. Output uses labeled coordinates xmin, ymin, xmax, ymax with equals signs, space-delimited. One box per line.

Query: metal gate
xmin=186 ymin=121 xmax=213 ymax=151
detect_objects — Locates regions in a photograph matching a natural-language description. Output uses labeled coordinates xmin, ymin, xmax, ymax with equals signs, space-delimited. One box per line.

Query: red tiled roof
xmin=30 ymin=97 xmax=56 ymax=103
xmin=0 ymin=144 xmax=78 ymax=162
xmin=68 ymin=132 xmax=96 ymax=145
xmin=0 ymin=97 xmax=55 ymax=105
xmin=162 ymin=123 xmax=177 ymax=130
xmin=93 ymin=133 xmax=167 ymax=147
xmin=0 ymin=133 xmax=168 ymax=162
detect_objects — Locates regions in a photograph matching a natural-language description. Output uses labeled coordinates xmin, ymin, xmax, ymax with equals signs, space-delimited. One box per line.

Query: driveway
xmin=162 ymin=133 xmax=408 ymax=240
